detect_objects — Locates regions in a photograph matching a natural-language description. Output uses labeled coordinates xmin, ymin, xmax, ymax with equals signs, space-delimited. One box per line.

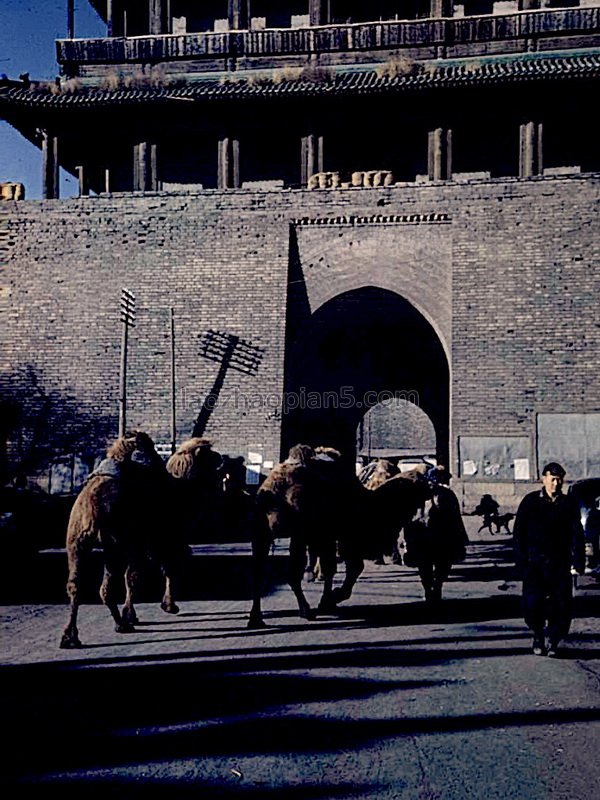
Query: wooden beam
xmin=76 ymin=165 xmax=88 ymax=197
xmin=301 ymin=133 xmax=324 ymax=186
xmin=519 ymin=121 xmax=543 ymax=178
xmin=309 ymin=1 xmax=330 ymax=26
xmin=107 ymin=0 xmax=114 ymax=37
xmin=218 ymin=137 xmax=240 ymax=188
xmin=67 ymin=0 xmax=75 ymax=39
xmin=134 ymin=141 xmax=150 ymax=191
xmin=430 ymin=0 xmax=454 ymax=17
xmin=228 ymin=0 xmax=249 ymax=30
xmin=428 ymin=127 xmax=452 ymax=181
xmin=149 ymin=0 xmax=166 ymax=35
xmin=42 ymin=131 xmax=59 ymax=199
xmin=150 ymin=143 xmax=158 ymax=191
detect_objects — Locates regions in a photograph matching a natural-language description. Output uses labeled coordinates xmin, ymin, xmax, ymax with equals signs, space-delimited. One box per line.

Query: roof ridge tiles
xmin=1 ymin=52 xmax=599 ymax=107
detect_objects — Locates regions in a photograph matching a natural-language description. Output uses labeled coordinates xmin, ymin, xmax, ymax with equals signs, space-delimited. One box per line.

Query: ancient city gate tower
xmin=1 ymin=1 xmax=599 ymax=505
xmin=283 ymin=215 xmax=451 ymax=464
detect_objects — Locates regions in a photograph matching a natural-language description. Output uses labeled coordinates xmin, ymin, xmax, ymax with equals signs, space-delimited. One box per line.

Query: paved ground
xmin=1 ymin=517 xmax=599 ymax=799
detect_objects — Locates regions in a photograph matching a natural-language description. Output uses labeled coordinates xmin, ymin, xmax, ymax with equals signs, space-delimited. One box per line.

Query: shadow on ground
xmin=2 ymin=642 xmax=600 ymax=790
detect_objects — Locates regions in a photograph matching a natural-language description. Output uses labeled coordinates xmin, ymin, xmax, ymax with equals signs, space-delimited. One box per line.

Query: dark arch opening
xmin=357 ymin=398 xmax=437 ymax=462
xmin=281 ymin=285 xmax=449 ymax=468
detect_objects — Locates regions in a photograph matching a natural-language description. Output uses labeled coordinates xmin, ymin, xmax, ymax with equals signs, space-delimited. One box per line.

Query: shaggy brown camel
xmin=248 ymin=444 xmax=327 ymax=627
xmin=330 ymin=465 xmax=469 ymax=607
xmin=165 ymin=437 xmax=224 ymax=543
xmin=247 ymin=446 xmax=430 ymax=627
xmin=329 ymin=467 xmax=432 ymax=607
xmin=357 ymin=458 xmax=401 ymax=564
xmin=60 ymin=430 xmax=176 ymax=649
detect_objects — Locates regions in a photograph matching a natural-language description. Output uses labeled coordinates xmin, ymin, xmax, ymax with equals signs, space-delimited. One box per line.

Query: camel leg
xmin=60 ymin=545 xmax=84 ymax=649
xmin=288 ymin=538 xmax=315 ymax=620
xmin=431 ymin=559 xmax=452 ymax=603
xmin=316 ymin=544 xmax=338 ymax=614
xmin=247 ymin=520 xmax=272 ymax=629
xmin=122 ymin=564 xmax=141 ymax=626
xmin=419 ymin=561 xmax=437 ymax=604
xmin=331 ymin=551 xmax=364 ymax=605
xmin=160 ymin=572 xmax=180 ymax=615
xmin=101 ymin=556 xmax=135 ymax=633
xmin=304 ymin=546 xmax=319 ymax=582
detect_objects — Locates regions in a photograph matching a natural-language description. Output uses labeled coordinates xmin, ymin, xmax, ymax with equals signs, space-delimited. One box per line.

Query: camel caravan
xmin=59 ymin=430 xmax=468 ymax=648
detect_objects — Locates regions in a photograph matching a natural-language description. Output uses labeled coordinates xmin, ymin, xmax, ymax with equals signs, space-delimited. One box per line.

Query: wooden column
xmin=519 ymin=121 xmax=543 ymax=178
xmin=149 ymin=0 xmax=167 ymax=34
xmin=134 ymin=141 xmax=158 ymax=191
xmin=107 ymin=0 xmax=114 ymax=37
xmin=218 ymin=137 xmax=240 ymax=188
xmin=309 ymin=1 xmax=329 ymax=26
xmin=67 ymin=0 xmax=75 ymax=38
xmin=428 ymin=127 xmax=452 ymax=181
xmin=430 ymin=0 xmax=453 ymax=16
xmin=228 ymin=0 xmax=249 ymax=30
xmin=301 ymin=133 xmax=324 ymax=186
xmin=42 ymin=131 xmax=59 ymax=199
xmin=76 ymin=165 xmax=88 ymax=197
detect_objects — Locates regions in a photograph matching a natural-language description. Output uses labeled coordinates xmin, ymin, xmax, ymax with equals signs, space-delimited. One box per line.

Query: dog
xmin=493 ymin=512 xmax=515 ymax=535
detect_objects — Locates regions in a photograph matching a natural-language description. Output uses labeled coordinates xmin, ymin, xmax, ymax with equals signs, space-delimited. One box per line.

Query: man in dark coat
xmin=513 ymin=462 xmax=585 ymax=657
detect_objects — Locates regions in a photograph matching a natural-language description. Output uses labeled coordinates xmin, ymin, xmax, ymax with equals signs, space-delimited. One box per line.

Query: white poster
xmin=514 ymin=458 xmax=530 ymax=481
xmin=462 ymin=459 xmax=478 ymax=476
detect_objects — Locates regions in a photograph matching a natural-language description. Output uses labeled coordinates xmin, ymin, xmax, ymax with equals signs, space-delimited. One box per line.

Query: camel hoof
xmin=331 ymin=588 xmax=351 ymax=605
xmin=60 ymin=635 xmax=82 ymax=649
xmin=122 ymin=610 xmax=139 ymax=625
xmin=115 ymin=622 xmax=136 ymax=633
xmin=161 ymin=601 xmax=180 ymax=615
xmin=299 ymin=606 xmax=316 ymax=621
xmin=247 ymin=615 xmax=268 ymax=629
xmin=317 ymin=599 xmax=338 ymax=614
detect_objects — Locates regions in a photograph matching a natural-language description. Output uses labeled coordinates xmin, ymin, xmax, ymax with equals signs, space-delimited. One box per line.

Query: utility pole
xmin=170 ymin=307 xmax=176 ymax=454
xmin=119 ymin=288 xmax=136 ymax=437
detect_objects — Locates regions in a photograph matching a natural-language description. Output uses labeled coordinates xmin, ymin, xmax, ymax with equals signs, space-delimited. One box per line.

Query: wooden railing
xmin=57 ymin=8 xmax=600 ymax=65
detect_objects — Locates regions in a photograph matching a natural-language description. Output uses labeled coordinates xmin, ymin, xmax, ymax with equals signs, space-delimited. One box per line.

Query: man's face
xmin=542 ymin=472 xmax=563 ymax=497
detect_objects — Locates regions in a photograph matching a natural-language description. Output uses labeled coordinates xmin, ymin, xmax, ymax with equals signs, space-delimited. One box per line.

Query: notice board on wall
xmin=458 ymin=436 xmax=531 ymax=481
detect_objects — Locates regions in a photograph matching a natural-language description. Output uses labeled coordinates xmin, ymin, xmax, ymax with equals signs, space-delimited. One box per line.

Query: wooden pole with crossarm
xmin=118 ymin=288 xmax=136 ymax=437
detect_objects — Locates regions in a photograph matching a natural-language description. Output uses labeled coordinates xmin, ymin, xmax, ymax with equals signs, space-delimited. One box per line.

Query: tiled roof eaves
xmin=1 ymin=54 xmax=599 ymax=108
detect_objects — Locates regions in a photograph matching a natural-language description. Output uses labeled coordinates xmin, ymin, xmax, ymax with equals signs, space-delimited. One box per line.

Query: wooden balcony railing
xmin=57 ymin=8 xmax=600 ymax=65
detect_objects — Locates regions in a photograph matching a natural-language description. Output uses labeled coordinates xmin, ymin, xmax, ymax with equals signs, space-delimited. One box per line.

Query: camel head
xmin=106 ymin=430 xmax=158 ymax=464
xmin=364 ymin=458 xmax=399 ymax=489
xmin=285 ymin=443 xmax=314 ymax=467
xmin=166 ymin=437 xmax=222 ymax=480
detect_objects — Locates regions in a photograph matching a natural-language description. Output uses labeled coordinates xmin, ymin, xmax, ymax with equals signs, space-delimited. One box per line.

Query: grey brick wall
xmin=2 ymin=175 xmax=599 ymax=496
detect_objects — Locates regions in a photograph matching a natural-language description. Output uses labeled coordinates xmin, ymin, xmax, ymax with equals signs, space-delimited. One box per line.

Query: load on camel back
xmin=248 ymin=447 xmax=469 ymax=628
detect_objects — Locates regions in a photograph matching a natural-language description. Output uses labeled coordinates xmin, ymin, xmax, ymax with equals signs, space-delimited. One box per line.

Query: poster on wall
xmin=458 ymin=436 xmax=531 ymax=480
xmin=513 ymin=458 xmax=530 ymax=481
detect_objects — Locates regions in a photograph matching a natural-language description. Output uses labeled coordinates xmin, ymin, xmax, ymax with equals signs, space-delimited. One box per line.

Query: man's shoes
xmin=547 ymin=640 xmax=560 ymax=658
xmin=532 ymin=634 xmax=546 ymax=656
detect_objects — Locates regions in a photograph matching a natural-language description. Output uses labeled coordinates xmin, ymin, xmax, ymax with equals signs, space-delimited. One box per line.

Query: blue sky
xmin=0 ymin=1 xmax=105 ymax=198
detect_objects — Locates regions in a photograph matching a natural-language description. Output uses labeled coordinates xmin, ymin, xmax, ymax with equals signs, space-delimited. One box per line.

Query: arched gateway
xmin=281 ymin=286 xmax=449 ymax=467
